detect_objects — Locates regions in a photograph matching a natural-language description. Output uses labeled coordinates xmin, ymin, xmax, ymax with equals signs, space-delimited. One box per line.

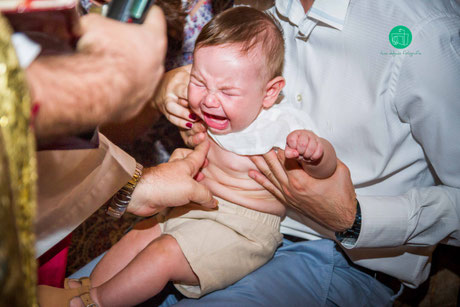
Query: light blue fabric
xmin=68 ymin=252 xmax=106 ymax=279
xmin=69 ymin=239 xmax=397 ymax=306
xmin=172 ymin=239 xmax=396 ymax=307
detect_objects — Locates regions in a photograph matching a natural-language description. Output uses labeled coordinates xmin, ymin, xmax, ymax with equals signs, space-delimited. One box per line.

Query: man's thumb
xmin=184 ymin=140 xmax=210 ymax=175
xmin=142 ymin=5 xmax=167 ymax=33
xmin=189 ymin=182 xmax=218 ymax=209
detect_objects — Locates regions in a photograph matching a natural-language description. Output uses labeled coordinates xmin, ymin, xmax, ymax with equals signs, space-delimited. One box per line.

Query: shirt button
xmin=296 ymin=94 xmax=302 ymax=102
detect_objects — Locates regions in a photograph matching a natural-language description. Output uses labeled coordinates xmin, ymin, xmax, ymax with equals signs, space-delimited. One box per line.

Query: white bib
xmin=208 ymin=99 xmax=314 ymax=155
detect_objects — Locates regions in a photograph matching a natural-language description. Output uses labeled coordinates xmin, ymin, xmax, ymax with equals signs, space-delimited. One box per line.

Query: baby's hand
xmin=285 ymin=130 xmax=324 ymax=162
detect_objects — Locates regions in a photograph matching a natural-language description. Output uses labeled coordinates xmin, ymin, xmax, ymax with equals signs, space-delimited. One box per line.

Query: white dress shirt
xmin=270 ymin=0 xmax=460 ymax=287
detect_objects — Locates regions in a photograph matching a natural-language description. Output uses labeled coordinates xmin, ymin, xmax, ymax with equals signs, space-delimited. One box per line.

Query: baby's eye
xmin=191 ymin=81 xmax=205 ymax=87
xmin=222 ymin=91 xmax=239 ymax=97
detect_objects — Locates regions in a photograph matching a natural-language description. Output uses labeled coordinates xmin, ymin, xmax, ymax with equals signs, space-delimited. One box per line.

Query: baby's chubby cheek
xmin=189 ymin=104 xmax=203 ymax=120
xmin=187 ymin=89 xmax=203 ymax=117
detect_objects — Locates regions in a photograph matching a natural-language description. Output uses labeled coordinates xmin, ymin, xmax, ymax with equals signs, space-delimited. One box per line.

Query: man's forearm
xmin=27 ymin=52 xmax=133 ymax=140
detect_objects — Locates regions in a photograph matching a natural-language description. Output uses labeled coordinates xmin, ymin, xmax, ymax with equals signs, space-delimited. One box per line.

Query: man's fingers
xmin=188 ymin=182 xmax=218 ymax=208
xmin=248 ymin=170 xmax=286 ymax=202
xmin=249 ymin=154 xmax=283 ymax=192
xmin=262 ymin=150 xmax=289 ymax=187
xmin=182 ymin=140 xmax=210 ymax=175
xmin=79 ymin=13 xmax=102 ymax=34
xmin=142 ymin=5 xmax=167 ymax=33
xmin=169 ymin=147 xmax=193 ymax=162
xmin=77 ymin=14 xmax=107 ymax=51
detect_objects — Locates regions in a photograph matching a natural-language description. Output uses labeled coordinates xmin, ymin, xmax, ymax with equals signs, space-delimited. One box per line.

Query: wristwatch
xmin=106 ymin=162 xmax=143 ymax=218
xmin=335 ymin=199 xmax=361 ymax=248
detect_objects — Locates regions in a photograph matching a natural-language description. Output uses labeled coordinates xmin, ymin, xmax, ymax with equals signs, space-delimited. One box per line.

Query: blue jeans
xmin=71 ymin=239 xmax=398 ymax=307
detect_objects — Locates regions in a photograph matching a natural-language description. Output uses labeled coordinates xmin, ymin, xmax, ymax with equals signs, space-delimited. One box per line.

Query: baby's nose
xmin=203 ymin=93 xmax=220 ymax=108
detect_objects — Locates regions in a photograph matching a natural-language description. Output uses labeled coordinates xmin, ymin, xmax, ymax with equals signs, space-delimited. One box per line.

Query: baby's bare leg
xmin=91 ymin=234 xmax=198 ymax=307
xmin=90 ymin=217 xmax=162 ymax=287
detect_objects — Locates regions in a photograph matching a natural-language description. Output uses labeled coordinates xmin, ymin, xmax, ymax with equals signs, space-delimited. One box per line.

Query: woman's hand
xmin=152 ymin=64 xmax=196 ymax=128
xmin=152 ymin=64 xmax=207 ymax=147
xmin=179 ymin=121 xmax=207 ymax=148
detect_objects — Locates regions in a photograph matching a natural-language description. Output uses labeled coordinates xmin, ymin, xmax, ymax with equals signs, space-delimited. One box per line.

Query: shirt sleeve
xmin=35 ymin=132 xmax=136 ymax=257
xmin=349 ymin=15 xmax=460 ymax=249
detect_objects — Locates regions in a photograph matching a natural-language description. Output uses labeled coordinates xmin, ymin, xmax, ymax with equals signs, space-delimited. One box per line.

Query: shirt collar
xmin=275 ymin=0 xmax=351 ymax=31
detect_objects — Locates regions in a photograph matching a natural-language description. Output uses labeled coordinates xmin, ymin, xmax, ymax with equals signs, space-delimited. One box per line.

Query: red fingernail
xmin=31 ymin=103 xmax=40 ymax=117
xmin=189 ymin=113 xmax=197 ymax=120
xmin=30 ymin=103 xmax=40 ymax=128
xmin=186 ymin=122 xmax=193 ymax=129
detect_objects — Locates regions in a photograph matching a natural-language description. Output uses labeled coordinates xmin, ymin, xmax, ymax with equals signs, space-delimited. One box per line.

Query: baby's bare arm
xmin=285 ymin=130 xmax=337 ymax=179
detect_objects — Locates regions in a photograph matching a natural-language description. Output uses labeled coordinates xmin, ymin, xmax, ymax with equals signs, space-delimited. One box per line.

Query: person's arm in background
xmin=26 ymin=6 xmax=167 ymax=141
xmin=249 ymin=16 xmax=460 ymax=247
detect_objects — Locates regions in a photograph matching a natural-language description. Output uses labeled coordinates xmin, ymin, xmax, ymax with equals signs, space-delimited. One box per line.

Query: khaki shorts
xmin=158 ymin=198 xmax=282 ymax=298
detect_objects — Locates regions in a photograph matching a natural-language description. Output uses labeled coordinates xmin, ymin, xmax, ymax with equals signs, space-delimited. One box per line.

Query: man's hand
xmin=127 ymin=140 xmax=217 ymax=216
xmin=28 ymin=6 xmax=167 ymax=140
xmin=249 ymin=149 xmax=356 ymax=232
xmin=77 ymin=6 xmax=167 ymax=123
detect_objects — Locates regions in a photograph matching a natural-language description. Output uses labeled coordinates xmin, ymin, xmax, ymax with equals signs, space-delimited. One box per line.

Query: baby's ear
xmin=263 ymin=76 xmax=285 ymax=109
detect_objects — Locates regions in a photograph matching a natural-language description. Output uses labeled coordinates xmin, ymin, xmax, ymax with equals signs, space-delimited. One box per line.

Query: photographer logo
xmin=389 ymin=26 xmax=412 ymax=49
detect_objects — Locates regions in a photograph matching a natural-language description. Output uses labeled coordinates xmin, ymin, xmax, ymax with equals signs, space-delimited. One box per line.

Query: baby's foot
xmin=65 ymin=278 xmax=99 ymax=307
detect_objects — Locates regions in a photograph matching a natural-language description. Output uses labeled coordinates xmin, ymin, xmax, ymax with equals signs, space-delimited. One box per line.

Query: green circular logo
xmin=389 ymin=26 xmax=412 ymax=49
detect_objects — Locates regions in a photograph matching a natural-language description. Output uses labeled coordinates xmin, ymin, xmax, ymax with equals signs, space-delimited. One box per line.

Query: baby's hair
xmin=195 ymin=6 xmax=285 ymax=81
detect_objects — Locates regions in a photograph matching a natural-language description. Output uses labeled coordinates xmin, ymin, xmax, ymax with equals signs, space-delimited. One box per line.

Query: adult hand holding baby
xmin=127 ymin=140 xmax=217 ymax=217
xmin=152 ymin=64 xmax=207 ymax=147
xmin=249 ymin=151 xmax=357 ymax=232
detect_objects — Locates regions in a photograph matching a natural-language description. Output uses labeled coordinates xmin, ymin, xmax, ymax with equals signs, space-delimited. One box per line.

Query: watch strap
xmin=335 ymin=199 xmax=361 ymax=247
xmin=106 ymin=162 xmax=143 ymax=218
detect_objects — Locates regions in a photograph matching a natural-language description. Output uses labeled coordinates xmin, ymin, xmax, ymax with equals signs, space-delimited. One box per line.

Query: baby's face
xmin=188 ymin=44 xmax=267 ymax=135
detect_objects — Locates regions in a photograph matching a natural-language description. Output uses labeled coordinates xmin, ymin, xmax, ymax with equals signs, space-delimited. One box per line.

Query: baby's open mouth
xmin=202 ymin=112 xmax=229 ymax=130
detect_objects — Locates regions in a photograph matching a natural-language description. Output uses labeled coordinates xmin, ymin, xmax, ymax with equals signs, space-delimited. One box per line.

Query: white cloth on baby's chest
xmin=207 ymin=99 xmax=315 ymax=155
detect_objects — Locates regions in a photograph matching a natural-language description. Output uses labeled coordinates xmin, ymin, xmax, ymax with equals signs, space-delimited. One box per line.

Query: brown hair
xmin=195 ymin=6 xmax=284 ymax=81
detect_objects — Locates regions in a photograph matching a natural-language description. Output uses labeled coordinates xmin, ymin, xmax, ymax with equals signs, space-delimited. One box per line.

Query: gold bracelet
xmin=106 ymin=162 xmax=143 ymax=218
